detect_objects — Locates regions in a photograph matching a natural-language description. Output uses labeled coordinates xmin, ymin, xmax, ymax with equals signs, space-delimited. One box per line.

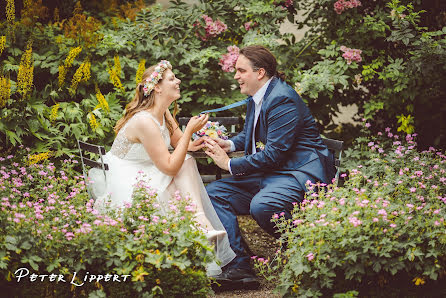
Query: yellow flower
xmin=70 ymin=59 xmax=90 ymax=96
xmin=17 ymin=43 xmax=34 ymax=98
xmin=88 ymin=112 xmax=99 ymax=130
xmin=95 ymin=85 xmax=109 ymax=112
xmin=205 ymin=129 xmax=218 ymax=139
xmin=82 ymin=60 xmax=91 ymax=81
xmin=6 ymin=0 xmax=15 ymax=26
xmin=58 ymin=65 xmax=66 ymax=87
xmin=135 ymin=59 xmax=146 ymax=84
xmin=114 ymin=55 xmax=121 ymax=77
xmin=413 ymin=277 xmax=425 ymax=286
xmin=59 ymin=47 xmax=82 ymax=88
xmin=108 ymin=63 xmax=124 ymax=92
xmin=292 ymin=283 xmax=299 ymax=292
xmin=0 ymin=76 xmax=11 ymax=108
xmin=64 ymin=46 xmax=82 ymax=68
xmin=50 ymin=103 xmax=60 ymax=122
xmin=0 ymin=36 xmax=6 ymax=55
xmin=28 ymin=151 xmax=52 ymax=165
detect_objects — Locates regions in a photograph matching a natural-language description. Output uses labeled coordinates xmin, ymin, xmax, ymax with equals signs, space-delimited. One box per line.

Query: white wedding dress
xmin=89 ymin=110 xmax=235 ymax=276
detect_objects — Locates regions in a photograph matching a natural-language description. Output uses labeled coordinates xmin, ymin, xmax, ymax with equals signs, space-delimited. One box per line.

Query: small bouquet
xmin=193 ymin=121 xmax=229 ymax=140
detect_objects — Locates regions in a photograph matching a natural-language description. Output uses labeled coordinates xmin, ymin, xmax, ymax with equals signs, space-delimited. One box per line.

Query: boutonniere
xmin=256 ymin=141 xmax=265 ymax=151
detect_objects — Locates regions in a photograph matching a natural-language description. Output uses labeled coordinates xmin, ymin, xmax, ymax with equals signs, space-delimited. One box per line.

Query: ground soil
xmin=209 ymin=215 xmax=282 ymax=298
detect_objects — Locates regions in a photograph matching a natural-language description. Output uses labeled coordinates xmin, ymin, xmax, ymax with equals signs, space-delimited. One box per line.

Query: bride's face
xmin=158 ymin=69 xmax=181 ymax=102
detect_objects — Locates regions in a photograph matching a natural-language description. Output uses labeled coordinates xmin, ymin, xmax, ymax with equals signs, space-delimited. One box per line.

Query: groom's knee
xmin=205 ymin=180 xmax=220 ymax=198
xmin=249 ymin=201 xmax=274 ymax=228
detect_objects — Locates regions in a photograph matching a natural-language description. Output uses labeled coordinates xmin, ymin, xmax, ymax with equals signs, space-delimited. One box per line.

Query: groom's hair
xmin=240 ymin=45 xmax=286 ymax=81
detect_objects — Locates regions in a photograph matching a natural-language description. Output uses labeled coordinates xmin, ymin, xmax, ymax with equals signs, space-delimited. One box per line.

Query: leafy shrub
xmin=255 ymin=126 xmax=446 ymax=297
xmin=0 ymin=0 xmax=289 ymax=154
xmin=0 ymin=150 xmax=214 ymax=297
xmin=279 ymin=0 xmax=446 ymax=148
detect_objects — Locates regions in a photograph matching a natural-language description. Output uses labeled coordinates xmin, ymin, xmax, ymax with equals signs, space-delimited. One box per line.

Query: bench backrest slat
xmin=77 ymin=139 xmax=109 ymax=199
xmin=82 ymin=156 xmax=110 ymax=171
xmin=78 ymin=141 xmax=106 ymax=155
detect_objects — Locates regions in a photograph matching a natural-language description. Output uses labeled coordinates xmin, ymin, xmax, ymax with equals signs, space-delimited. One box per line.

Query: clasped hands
xmin=203 ymin=136 xmax=230 ymax=171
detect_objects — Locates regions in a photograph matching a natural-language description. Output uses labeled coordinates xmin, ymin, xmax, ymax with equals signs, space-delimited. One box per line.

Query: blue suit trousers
xmin=206 ymin=172 xmax=306 ymax=270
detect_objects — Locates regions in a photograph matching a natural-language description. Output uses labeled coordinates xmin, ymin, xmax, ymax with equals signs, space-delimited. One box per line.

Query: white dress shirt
xmin=227 ymin=78 xmax=272 ymax=174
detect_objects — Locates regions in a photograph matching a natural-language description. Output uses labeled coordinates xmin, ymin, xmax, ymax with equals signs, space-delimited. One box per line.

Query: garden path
xmin=211 ymin=216 xmax=281 ymax=298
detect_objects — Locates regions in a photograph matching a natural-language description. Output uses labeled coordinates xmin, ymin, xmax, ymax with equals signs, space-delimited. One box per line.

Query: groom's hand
xmin=204 ymin=136 xmax=232 ymax=153
xmin=204 ymin=139 xmax=229 ymax=171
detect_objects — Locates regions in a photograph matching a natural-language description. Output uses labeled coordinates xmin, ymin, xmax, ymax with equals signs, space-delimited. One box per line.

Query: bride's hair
xmin=114 ymin=65 xmax=178 ymax=135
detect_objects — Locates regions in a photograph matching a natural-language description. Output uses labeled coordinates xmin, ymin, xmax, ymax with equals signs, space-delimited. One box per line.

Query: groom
xmin=204 ymin=45 xmax=336 ymax=289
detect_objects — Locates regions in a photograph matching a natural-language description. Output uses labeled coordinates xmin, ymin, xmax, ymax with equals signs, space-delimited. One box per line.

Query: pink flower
xmin=219 ymin=45 xmax=240 ymax=72
xmin=340 ymin=46 xmax=362 ymax=64
xmin=378 ymin=209 xmax=387 ymax=216
xmin=307 ymin=253 xmax=315 ymax=261
xmin=65 ymin=232 xmax=75 ymax=240
xmin=410 ymin=187 xmax=416 ymax=193
xmin=334 ymin=0 xmax=361 ymax=14
xmin=195 ymin=15 xmax=227 ymax=41
xmin=244 ymin=21 xmax=253 ymax=31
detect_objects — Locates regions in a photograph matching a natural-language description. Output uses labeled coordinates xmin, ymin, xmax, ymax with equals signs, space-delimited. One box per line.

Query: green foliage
xmin=0 ymin=0 xmax=290 ymax=155
xmin=0 ymin=151 xmax=214 ymax=297
xmin=2 ymin=0 xmax=445 ymax=151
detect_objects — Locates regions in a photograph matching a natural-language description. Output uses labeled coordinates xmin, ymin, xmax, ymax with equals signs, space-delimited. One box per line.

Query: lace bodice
xmin=110 ymin=111 xmax=170 ymax=160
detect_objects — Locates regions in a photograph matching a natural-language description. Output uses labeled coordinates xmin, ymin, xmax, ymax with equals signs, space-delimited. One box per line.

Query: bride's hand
xmin=185 ymin=114 xmax=209 ymax=135
xmin=188 ymin=137 xmax=206 ymax=151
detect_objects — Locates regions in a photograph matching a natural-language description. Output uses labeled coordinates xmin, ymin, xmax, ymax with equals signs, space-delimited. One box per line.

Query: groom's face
xmin=234 ymin=55 xmax=262 ymax=96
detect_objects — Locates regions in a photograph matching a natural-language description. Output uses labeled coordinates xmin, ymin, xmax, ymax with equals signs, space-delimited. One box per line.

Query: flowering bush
xmin=284 ymin=0 xmax=446 ymax=148
xmin=0 ymin=152 xmax=215 ymax=297
xmin=254 ymin=128 xmax=446 ymax=297
xmin=193 ymin=121 xmax=229 ymax=141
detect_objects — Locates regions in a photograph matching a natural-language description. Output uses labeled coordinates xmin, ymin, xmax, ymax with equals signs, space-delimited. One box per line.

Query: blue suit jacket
xmin=230 ymin=77 xmax=336 ymax=188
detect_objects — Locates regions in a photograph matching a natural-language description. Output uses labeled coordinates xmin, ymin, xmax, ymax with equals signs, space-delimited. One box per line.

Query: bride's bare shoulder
xmin=125 ymin=113 xmax=161 ymax=141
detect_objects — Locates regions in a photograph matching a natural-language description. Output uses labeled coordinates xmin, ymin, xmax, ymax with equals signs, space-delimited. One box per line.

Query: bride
xmin=90 ymin=60 xmax=235 ymax=275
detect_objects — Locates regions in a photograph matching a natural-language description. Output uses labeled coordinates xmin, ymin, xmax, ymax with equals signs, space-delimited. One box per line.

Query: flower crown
xmin=142 ymin=60 xmax=172 ymax=97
